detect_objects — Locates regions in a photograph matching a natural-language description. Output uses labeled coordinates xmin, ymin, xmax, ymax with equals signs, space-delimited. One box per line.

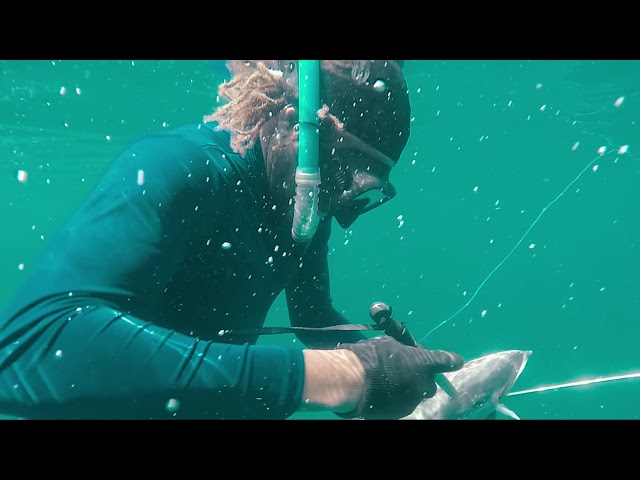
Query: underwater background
xmin=1 ymin=60 xmax=638 ymax=419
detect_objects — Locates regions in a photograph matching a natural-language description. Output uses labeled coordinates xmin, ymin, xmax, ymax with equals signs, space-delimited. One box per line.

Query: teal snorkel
xmin=291 ymin=60 xmax=322 ymax=243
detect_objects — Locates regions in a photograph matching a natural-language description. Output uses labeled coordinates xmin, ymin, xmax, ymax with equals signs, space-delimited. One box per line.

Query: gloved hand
xmin=336 ymin=336 xmax=464 ymax=419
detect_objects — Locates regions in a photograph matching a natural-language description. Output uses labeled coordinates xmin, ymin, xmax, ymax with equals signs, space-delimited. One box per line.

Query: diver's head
xmin=205 ymin=60 xmax=411 ymax=229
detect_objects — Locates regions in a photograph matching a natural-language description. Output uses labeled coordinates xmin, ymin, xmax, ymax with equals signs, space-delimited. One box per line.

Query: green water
xmin=1 ymin=60 xmax=639 ymax=420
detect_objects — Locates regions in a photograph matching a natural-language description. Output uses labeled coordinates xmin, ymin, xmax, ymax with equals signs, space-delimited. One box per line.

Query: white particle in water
xmin=75 ymin=87 xmax=81 ymax=95
xmin=60 ymin=86 xmax=67 ymax=95
xmin=55 ymin=350 xmax=63 ymax=358
xmin=106 ymin=135 xmax=111 ymax=142
xmin=17 ymin=170 xmax=27 ymax=183
xmin=614 ymin=96 xmax=624 ymax=107
xmin=529 ymin=243 xmax=535 ymax=249
xmin=597 ymin=146 xmax=606 ymax=155
xmin=481 ymin=310 xmax=487 ymax=317
xmin=137 ymin=169 xmax=145 ymax=186
xmin=373 ymin=80 xmax=387 ymax=92
xmin=221 ymin=242 xmax=231 ymax=250
xmin=571 ymin=141 xmax=580 ymax=151
xmin=18 ymin=263 xmax=24 ymax=270
xmin=618 ymin=145 xmax=629 ymax=154
xmin=592 ymin=165 xmax=598 ymax=172
xmin=473 ymin=186 xmax=478 ymax=193
xmin=165 ymin=398 xmax=180 ymax=412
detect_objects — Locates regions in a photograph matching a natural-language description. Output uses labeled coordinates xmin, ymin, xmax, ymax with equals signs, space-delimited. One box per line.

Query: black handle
xmin=369 ymin=302 xmax=419 ymax=348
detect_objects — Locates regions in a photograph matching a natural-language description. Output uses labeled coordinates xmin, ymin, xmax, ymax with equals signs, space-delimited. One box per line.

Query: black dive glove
xmin=337 ymin=336 xmax=464 ymax=419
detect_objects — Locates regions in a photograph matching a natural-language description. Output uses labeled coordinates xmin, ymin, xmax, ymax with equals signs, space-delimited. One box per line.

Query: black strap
xmin=217 ymin=323 xmax=385 ymax=337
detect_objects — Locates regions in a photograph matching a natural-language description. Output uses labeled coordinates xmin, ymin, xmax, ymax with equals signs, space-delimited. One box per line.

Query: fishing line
xmin=507 ymin=371 xmax=640 ymax=397
xmin=419 ymin=147 xmax=616 ymax=343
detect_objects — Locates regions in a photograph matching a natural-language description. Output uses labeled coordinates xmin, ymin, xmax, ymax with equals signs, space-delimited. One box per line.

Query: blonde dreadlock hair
xmin=203 ymin=60 xmax=378 ymax=156
xmin=204 ymin=60 xmax=411 ymax=166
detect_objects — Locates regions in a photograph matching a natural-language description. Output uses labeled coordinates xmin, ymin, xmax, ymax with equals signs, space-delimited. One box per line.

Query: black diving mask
xmin=320 ymin=129 xmax=398 ymax=229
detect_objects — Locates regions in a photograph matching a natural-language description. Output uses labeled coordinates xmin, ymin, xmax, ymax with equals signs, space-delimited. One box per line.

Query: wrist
xmin=300 ymin=349 xmax=365 ymax=413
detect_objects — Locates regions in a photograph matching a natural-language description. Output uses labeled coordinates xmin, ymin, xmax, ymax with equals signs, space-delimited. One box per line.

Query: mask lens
xmin=334 ymin=185 xmax=396 ymax=228
xmin=353 ymin=188 xmax=389 ymax=213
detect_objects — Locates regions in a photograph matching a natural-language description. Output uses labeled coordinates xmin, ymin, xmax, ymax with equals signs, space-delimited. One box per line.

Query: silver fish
xmin=402 ymin=349 xmax=532 ymax=420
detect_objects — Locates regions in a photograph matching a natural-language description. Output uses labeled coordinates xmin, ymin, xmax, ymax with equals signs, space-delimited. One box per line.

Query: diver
xmin=0 ymin=60 xmax=463 ymax=419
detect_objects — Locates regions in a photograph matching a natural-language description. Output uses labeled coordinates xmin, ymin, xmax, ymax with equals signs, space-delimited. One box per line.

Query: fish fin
xmin=496 ymin=403 xmax=521 ymax=420
xmin=485 ymin=411 xmax=497 ymax=420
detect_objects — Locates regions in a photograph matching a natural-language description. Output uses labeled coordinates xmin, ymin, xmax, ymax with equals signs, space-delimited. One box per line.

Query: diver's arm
xmin=298 ymin=348 xmax=365 ymax=412
xmin=0 ymin=133 xmax=344 ymax=420
xmin=285 ymin=218 xmax=368 ymax=349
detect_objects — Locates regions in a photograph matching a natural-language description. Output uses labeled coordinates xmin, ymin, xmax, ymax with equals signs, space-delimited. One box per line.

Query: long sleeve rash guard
xmin=0 ymin=122 xmax=365 ymax=419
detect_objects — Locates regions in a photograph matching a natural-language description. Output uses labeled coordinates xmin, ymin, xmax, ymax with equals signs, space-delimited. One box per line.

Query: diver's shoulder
xmin=165 ymin=121 xmax=233 ymax=149
xmin=125 ymin=121 xmax=232 ymax=153
xmin=113 ymin=122 xmax=234 ymax=171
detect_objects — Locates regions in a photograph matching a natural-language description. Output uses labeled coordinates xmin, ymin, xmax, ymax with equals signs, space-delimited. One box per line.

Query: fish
xmin=402 ymin=349 xmax=532 ymax=420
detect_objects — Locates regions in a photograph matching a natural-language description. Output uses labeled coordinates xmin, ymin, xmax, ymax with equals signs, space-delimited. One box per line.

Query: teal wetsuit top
xmin=0 ymin=122 xmax=365 ymax=419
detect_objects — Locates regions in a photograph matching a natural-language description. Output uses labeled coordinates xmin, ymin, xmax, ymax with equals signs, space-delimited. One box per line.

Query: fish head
xmin=451 ymin=349 xmax=531 ymax=419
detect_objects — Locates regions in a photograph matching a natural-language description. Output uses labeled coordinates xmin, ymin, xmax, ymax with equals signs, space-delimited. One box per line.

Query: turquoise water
xmin=1 ymin=60 xmax=639 ymax=419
